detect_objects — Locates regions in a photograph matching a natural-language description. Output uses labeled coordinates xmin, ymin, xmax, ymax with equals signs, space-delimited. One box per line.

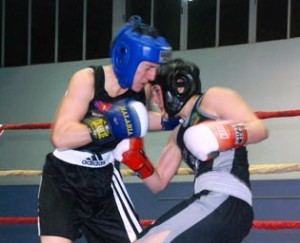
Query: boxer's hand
xmin=113 ymin=138 xmax=154 ymax=179
xmin=84 ymin=98 xmax=149 ymax=144
xmin=161 ymin=116 xmax=181 ymax=131
xmin=183 ymin=120 xmax=248 ymax=161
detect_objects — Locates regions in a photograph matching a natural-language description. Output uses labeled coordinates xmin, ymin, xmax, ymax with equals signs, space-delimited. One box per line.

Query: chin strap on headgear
xmin=156 ymin=59 xmax=202 ymax=118
xmin=111 ymin=16 xmax=172 ymax=89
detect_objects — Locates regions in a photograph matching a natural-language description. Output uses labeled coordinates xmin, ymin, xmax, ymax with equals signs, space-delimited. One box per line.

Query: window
xmin=126 ymin=0 xmax=151 ymax=24
xmin=291 ymin=0 xmax=300 ymax=38
xmin=5 ymin=0 xmax=29 ymax=67
xmin=154 ymin=0 xmax=181 ymax=50
xmin=256 ymin=0 xmax=288 ymax=42
xmin=86 ymin=0 xmax=112 ymax=59
xmin=31 ymin=0 xmax=55 ymax=64
xmin=58 ymin=0 xmax=83 ymax=62
xmin=219 ymin=0 xmax=249 ymax=46
xmin=1 ymin=0 xmax=299 ymax=68
xmin=188 ymin=0 xmax=216 ymax=49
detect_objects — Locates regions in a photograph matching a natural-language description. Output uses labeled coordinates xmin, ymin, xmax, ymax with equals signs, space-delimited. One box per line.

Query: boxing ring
xmin=1 ymin=109 xmax=300 ymax=237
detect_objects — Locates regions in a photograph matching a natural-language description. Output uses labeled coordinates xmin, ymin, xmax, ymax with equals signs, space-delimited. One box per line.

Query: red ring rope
xmin=254 ymin=110 xmax=300 ymax=119
xmin=0 ymin=217 xmax=300 ymax=230
xmin=0 ymin=110 xmax=300 ymax=134
xmin=0 ymin=122 xmax=51 ymax=130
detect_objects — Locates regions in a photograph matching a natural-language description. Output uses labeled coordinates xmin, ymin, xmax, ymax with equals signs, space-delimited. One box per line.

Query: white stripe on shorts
xmin=111 ymin=166 xmax=142 ymax=242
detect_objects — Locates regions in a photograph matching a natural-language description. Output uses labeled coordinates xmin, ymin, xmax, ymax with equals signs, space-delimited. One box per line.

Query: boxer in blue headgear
xmin=38 ymin=14 xmax=175 ymax=243
xmin=111 ymin=16 xmax=172 ymax=89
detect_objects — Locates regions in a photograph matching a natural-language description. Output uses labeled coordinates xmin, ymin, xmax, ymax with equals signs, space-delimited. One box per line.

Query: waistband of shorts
xmin=53 ymin=149 xmax=114 ymax=168
xmin=194 ymin=171 xmax=252 ymax=206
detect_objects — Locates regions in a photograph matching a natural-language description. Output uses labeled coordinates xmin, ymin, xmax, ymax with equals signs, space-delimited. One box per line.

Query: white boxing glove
xmin=183 ymin=120 xmax=248 ymax=161
xmin=112 ymin=139 xmax=130 ymax=162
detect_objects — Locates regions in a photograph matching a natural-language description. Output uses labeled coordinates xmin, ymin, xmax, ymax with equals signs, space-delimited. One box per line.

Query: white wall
xmin=1 ymin=38 xmax=300 ymax=185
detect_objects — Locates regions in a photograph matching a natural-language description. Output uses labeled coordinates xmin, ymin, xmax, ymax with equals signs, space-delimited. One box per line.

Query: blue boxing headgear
xmin=111 ymin=16 xmax=172 ymax=89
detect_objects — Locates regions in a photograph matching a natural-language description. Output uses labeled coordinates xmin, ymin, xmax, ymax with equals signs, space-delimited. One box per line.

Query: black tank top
xmin=75 ymin=65 xmax=146 ymax=153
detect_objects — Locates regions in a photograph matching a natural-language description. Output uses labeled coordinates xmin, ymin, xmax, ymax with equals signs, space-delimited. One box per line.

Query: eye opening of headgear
xmin=168 ymin=70 xmax=195 ymax=97
xmin=155 ymin=58 xmax=202 ymax=118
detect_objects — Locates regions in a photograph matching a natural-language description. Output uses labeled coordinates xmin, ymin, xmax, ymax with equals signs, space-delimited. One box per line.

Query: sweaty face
xmin=131 ymin=61 xmax=160 ymax=92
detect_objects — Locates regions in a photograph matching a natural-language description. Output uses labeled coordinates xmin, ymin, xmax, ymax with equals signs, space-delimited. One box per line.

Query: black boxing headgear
xmin=156 ymin=59 xmax=201 ymax=118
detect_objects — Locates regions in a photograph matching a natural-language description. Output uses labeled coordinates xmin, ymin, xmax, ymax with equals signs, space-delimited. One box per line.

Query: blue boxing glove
xmin=84 ymin=98 xmax=149 ymax=144
xmin=161 ymin=116 xmax=181 ymax=131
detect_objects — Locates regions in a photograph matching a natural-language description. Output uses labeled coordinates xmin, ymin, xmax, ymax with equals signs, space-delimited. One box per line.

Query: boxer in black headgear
xmin=113 ymin=58 xmax=268 ymax=243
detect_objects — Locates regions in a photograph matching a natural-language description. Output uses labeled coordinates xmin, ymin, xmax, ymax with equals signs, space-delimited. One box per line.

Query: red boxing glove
xmin=113 ymin=138 xmax=154 ymax=179
xmin=183 ymin=120 xmax=248 ymax=161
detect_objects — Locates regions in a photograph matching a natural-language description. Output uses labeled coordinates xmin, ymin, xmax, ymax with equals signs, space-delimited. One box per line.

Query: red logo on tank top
xmin=94 ymin=101 xmax=112 ymax=111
